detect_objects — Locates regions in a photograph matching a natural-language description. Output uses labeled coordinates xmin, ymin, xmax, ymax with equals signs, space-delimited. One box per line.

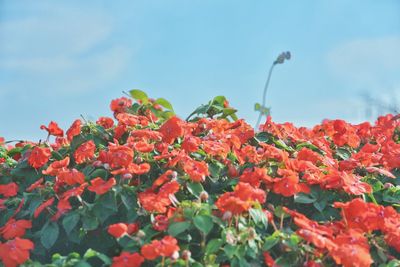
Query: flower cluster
xmin=0 ymin=90 xmax=399 ymax=267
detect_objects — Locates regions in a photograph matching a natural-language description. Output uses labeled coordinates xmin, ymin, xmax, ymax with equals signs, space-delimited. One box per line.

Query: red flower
xmin=239 ymin=167 xmax=273 ymax=187
xmin=96 ymin=117 xmax=114 ymax=129
xmin=263 ymin=252 xmax=275 ymax=267
xmin=152 ymin=215 xmax=169 ymax=231
xmin=34 ymin=197 xmax=54 ymax=218
xmin=0 ymin=183 xmax=18 ymax=198
xmin=57 ymin=168 xmax=85 ymax=185
xmin=159 ymin=116 xmax=184 ymax=144
xmin=329 ymin=229 xmax=372 ymax=267
xmin=42 ymin=156 xmax=70 ymax=176
xmin=141 ymin=236 xmax=179 ymax=260
xmin=133 ymin=141 xmax=154 ymax=153
xmin=74 ymin=140 xmax=96 ymax=164
xmin=0 ymin=238 xmax=34 ymax=267
xmin=215 ymin=182 xmax=266 ymax=215
xmin=66 ymin=119 xmax=82 ymax=142
xmin=88 ymin=177 xmax=116 ymax=195
xmin=28 ymin=146 xmax=51 ymax=169
xmin=108 ymin=223 xmax=128 ymax=238
xmin=111 ymin=252 xmax=144 ymax=267
xmin=26 ymin=178 xmax=45 ymax=192
xmin=333 ymin=198 xmax=382 ymax=232
xmin=110 ymin=97 xmax=132 ymax=113
xmin=0 ymin=219 xmax=32 ymax=240
xmin=40 ymin=121 xmax=64 ymax=137
xmin=105 ymin=144 xmax=134 ymax=169
xmin=181 ymin=135 xmax=201 ymax=152
xmin=138 ymin=181 xmax=180 ymax=213
xmin=182 ymin=159 xmax=209 ymax=182
xmin=273 ymin=169 xmax=310 ymax=197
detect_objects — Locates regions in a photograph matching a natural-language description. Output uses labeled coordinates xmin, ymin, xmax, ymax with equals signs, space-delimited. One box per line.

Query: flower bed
xmin=0 ymin=90 xmax=399 ymax=267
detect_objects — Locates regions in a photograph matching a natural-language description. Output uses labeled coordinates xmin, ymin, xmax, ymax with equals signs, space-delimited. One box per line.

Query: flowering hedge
xmin=0 ymin=90 xmax=399 ymax=267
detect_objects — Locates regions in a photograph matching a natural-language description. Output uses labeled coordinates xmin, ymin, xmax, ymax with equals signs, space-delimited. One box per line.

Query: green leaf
xmin=82 ymin=215 xmax=99 ymax=231
xmin=313 ymin=200 xmax=327 ymax=212
xmin=223 ymin=244 xmax=237 ymax=259
xmin=89 ymin=169 xmax=108 ymax=179
xmin=205 ymin=238 xmax=224 ymax=255
xmin=249 ymin=208 xmax=268 ymax=229
xmin=263 ymin=233 xmax=280 ymax=250
xmin=129 ymin=89 xmax=148 ymax=104
xmin=187 ymin=182 xmax=204 ymax=197
xmin=254 ymin=103 xmax=261 ymax=111
xmin=294 ymin=193 xmax=317 ymax=204
xmin=41 ymin=222 xmax=60 ymax=249
xmin=168 ymin=221 xmax=191 ymax=236
xmin=193 ymin=215 xmax=214 ymax=235
xmin=155 ymin=98 xmax=174 ymax=111
xmin=83 ymin=249 xmax=112 ymax=265
xmin=63 ymin=212 xmax=80 ymax=235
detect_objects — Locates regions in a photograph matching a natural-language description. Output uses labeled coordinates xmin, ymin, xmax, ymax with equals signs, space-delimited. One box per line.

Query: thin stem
xmin=255 ymin=64 xmax=275 ymax=130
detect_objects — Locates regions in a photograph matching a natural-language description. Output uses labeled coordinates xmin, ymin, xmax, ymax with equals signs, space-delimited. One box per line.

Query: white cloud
xmin=326 ymin=36 xmax=400 ymax=90
xmin=0 ymin=2 xmax=133 ymax=95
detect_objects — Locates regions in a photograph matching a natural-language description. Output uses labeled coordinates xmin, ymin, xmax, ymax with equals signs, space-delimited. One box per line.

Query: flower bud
xmin=182 ymin=250 xmax=191 ymax=261
xmin=136 ymin=230 xmax=146 ymax=238
xmin=200 ymin=191 xmax=209 ymax=202
xmin=222 ymin=211 xmax=232 ymax=221
xmin=384 ymin=183 xmax=394 ymax=189
xmin=92 ymin=160 xmax=103 ymax=167
xmin=122 ymin=173 xmax=133 ymax=180
xmin=171 ymin=251 xmax=179 ymax=261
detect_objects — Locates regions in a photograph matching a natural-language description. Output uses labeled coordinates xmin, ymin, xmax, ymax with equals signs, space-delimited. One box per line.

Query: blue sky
xmin=1 ymin=1 xmax=399 ymax=141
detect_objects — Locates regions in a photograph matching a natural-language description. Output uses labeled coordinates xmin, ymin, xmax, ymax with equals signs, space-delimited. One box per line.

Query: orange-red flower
xmin=111 ymin=252 xmax=144 ymax=267
xmin=108 ymin=223 xmax=128 ymax=238
xmin=33 ymin=197 xmax=54 ymax=218
xmin=141 ymin=236 xmax=179 ymax=260
xmin=28 ymin=146 xmax=51 ymax=169
xmin=42 ymin=157 xmax=70 ymax=176
xmin=215 ymin=182 xmax=266 ymax=215
xmin=182 ymin=159 xmax=209 ymax=182
xmin=40 ymin=121 xmax=64 ymax=137
xmin=66 ymin=119 xmax=82 ymax=142
xmin=159 ymin=116 xmax=184 ymax=144
xmin=110 ymin=97 xmax=132 ymax=114
xmin=88 ymin=177 xmax=116 ymax=195
xmin=329 ymin=229 xmax=372 ymax=267
xmin=0 ymin=219 xmax=32 ymax=240
xmin=57 ymin=168 xmax=85 ymax=185
xmin=74 ymin=140 xmax=96 ymax=164
xmin=181 ymin=135 xmax=201 ymax=152
xmin=26 ymin=178 xmax=45 ymax=192
xmin=0 ymin=183 xmax=18 ymax=198
xmin=96 ymin=117 xmax=114 ymax=129
xmin=152 ymin=215 xmax=169 ymax=231
xmin=0 ymin=238 xmax=34 ymax=267
xmin=138 ymin=181 xmax=180 ymax=213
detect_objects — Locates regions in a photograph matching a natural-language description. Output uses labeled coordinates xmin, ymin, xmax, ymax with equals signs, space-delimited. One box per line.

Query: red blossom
xmin=141 ymin=236 xmax=179 ymax=260
xmin=87 ymin=177 xmax=116 ymax=195
xmin=159 ymin=116 xmax=184 ymax=144
xmin=0 ymin=238 xmax=34 ymax=267
xmin=111 ymin=252 xmax=144 ymax=267
xmin=74 ymin=140 xmax=96 ymax=164
xmin=0 ymin=183 xmax=18 ymax=198
xmin=0 ymin=219 xmax=32 ymax=240
xmin=66 ymin=119 xmax=82 ymax=142
xmin=108 ymin=223 xmax=128 ymax=238
xmin=40 ymin=121 xmax=64 ymax=137
xmin=28 ymin=146 xmax=51 ymax=169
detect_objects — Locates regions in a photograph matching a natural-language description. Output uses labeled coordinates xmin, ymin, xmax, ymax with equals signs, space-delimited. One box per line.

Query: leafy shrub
xmin=0 ymin=90 xmax=399 ymax=267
